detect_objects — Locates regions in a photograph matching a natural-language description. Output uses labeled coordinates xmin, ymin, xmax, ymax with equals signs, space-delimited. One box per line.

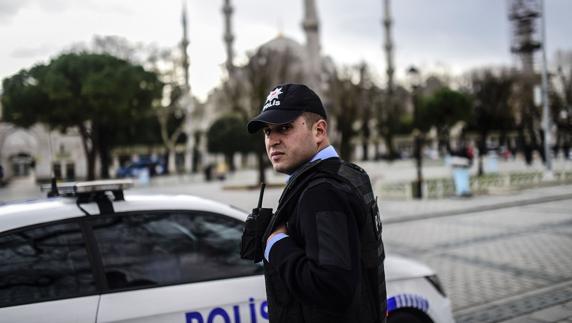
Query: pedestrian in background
xmin=244 ymin=83 xmax=386 ymax=323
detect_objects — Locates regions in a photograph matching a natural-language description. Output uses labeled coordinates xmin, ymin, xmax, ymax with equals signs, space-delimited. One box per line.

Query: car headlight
xmin=425 ymin=274 xmax=446 ymax=297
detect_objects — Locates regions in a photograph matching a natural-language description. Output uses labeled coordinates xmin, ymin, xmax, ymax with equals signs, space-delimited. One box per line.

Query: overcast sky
xmin=0 ymin=0 xmax=570 ymax=100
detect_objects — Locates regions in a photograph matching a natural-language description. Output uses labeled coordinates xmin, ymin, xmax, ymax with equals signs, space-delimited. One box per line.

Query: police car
xmin=0 ymin=180 xmax=455 ymax=323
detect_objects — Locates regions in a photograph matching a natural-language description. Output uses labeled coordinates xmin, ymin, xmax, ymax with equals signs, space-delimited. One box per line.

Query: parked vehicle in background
xmin=115 ymin=159 xmax=165 ymax=178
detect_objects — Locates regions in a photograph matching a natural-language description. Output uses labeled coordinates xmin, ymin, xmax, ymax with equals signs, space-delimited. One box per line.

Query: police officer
xmin=246 ymin=84 xmax=386 ymax=323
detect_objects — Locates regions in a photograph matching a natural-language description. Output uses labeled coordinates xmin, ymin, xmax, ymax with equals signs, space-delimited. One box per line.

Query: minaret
xmin=181 ymin=0 xmax=191 ymax=91
xmin=222 ymin=0 xmax=235 ymax=76
xmin=383 ymin=0 xmax=395 ymax=95
xmin=302 ymin=0 xmax=321 ymax=93
xmin=180 ymin=0 xmax=193 ymax=173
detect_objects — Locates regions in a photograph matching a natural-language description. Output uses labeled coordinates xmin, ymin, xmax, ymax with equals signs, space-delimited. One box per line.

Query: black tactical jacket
xmin=263 ymin=157 xmax=386 ymax=323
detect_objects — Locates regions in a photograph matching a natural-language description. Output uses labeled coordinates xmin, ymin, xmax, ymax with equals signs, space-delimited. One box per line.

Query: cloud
xmin=11 ymin=44 xmax=54 ymax=59
xmin=80 ymin=1 xmax=132 ymax=15
xmin=35 ymin=0 xmax=72 ymax=13
xmin=0 ymin=0 xmax=31 ymax=23
xmin=0 ymin=0 xmax=130 ymax=25
xmin=0 ymin=0 xmax=71 ymax=24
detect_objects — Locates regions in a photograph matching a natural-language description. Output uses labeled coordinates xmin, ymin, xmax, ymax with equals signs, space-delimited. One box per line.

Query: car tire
xmin=388 ymin=310 xmax=432 ymax=323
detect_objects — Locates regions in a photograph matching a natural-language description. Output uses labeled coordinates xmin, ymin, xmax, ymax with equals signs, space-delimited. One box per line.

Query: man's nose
xmin=267 ymin=132 xmax=281 ymax=146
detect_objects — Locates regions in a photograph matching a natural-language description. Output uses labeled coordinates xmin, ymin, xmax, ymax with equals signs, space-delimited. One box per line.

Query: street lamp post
xmin=413 ymin=129 xmax=423 ymax=199
xmin=408 ymin=66 xmax=423 ymax=199
xmin=540 ymin=0 xmax=553 ymax=177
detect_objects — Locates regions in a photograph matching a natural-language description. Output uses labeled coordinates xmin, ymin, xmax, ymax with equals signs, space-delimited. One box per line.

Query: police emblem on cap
xmin=247 ymin=83 xmax=327 ymax=134
xmin=262 ymin=87 xmax=283 ymax=111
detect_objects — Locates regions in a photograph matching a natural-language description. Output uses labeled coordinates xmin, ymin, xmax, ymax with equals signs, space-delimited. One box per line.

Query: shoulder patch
xmin=344 ymin=162 xmax=366 ymax=173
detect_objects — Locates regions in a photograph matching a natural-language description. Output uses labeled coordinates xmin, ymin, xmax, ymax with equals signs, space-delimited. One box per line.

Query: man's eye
xmin=264 ymin=124 xmax=291 ymax=136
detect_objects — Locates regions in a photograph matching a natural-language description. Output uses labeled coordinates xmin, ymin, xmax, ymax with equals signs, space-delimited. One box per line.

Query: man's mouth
xmin=270 ymin=152 xmax=284 ymax=161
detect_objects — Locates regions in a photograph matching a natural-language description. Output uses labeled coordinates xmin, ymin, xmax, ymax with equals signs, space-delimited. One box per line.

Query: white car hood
xmin=385 ymin=254 xmax=435 ymax=281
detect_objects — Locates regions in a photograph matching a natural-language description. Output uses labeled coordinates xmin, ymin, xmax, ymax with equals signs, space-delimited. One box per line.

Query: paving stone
xmin=449 ymin=201 xmax=572 ymax=230
xmin=386 ymin=198 xmax=572 ymax=314
xmin=499 ymin=316 xmax=545 ymax=323
xmin=444 ymin=230 xmax=572 ymax=283
xmin=553 ymin=226 xmax=572 ymax=238
xmin=563 ymin=300 xmax=572 ymax=310
xmin=530 ymin=305 xmax=572 ymax=322
xmin=384 ymin=217 xmax=507 ymax=255
xmin=418 ymin=254 xmax=548 ymax=310
xmin=455 ymin=284 xmax=572 ymax=323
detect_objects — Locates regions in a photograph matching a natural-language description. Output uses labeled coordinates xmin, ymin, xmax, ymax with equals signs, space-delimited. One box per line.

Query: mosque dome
xmin=258 ymin=34 xmax=307 ymax=61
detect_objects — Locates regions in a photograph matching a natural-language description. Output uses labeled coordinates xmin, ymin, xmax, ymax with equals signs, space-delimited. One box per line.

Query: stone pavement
xmin=454 ymin=281 xmax=572 ymax=323
xmin=383 ymin=198 xmax=572 ymax=322
xmin=501 ymin=299 xmax=572 ymax=323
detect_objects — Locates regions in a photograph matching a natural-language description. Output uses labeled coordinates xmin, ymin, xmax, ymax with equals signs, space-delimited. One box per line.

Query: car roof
xmin=0 ymin=193 xmax=248 ymax=233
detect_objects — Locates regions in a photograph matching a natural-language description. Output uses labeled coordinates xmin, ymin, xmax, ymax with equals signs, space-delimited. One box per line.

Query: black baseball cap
xmin=247 ymin=83 xmax=327 ymax=134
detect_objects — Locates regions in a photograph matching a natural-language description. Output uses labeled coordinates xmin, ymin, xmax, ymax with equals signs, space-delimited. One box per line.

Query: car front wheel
xmin=388 ymin=309 xmax=432 ymax=323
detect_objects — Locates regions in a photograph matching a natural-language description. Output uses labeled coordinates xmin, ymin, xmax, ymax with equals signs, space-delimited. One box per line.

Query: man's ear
xmin=314 ymin=119 xmax=328 ymax=139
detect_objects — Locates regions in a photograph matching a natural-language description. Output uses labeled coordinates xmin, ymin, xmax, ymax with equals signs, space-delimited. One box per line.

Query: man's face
xmin=263 ymin=116 xmax=318 ymax=174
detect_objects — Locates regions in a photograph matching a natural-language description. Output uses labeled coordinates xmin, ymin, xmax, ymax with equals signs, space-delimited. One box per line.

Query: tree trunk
xmin=225 ymin=153 xmax=236 ymax=172
xmin=499 ymin=131 xmax=508 ymax=149
xmin=383 ymin=134 xmax=396 ymax=161
xmin=97 ymin=128 xmax=112 ymax=179
xmin=525 ymin=119 xmax=544 ymax=163
xmin=256 ymin=151 xmax=266 ymax=185
xmin=168 ymin=148 xmax=177 ymax=174
xmin=517 ymin=127 xmax=533 ymax=165
xmin=478 ymin=131 xmax=487 ymax=177
xmin=158 ymin=109 xmax=185 ymax=175
xmin=536 ymin=129 xmax=546 ymax=163
xmin=340 ymin=134 xmax=352 ymax=162
xmin=78 ymin=123 xmax=96 ymax=180
xmin=192 ymin=147 xmax=201 ymax=173
xmin=362 ymin=142 xmax=369 ymax=161
xmin=437 ymin=130 xmax=445 ymax=156
xmin=554 ymin=130 xmax=562 ymax=159
xmin=362 ymin=119 xmax=370 ymax=161
xmin=99 ymin=141 xmax=111 ymax=179
xmin=563 ymin=134 xmax=571 ymax=159
xmin=444 ymin=133 xmax=452 ymax=156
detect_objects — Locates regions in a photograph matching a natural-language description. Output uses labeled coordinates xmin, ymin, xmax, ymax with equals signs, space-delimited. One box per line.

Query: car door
xmin=0 ymin=220 xmax=100 ymax=323
xmin=92 ymin=210 xmax=267 ymax=323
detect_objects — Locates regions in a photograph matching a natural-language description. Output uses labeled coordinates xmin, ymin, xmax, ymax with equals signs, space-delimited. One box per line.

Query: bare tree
xmin=373 ymin=84 xmax=410 ymax=160
xmin=357 ymin=63 xmax=373 ymax=161
xmin=553 ymin=50 xmax=572 ymax=158
xmin=327 ymin=66 xmax=362 ymax=161
xmin=512 ymin=70 xmax=544 ymax=164
xmin=468 ymin=68 xmax=516 ymax=175
xmin=145 ymin=47 xmax=191 ymax=174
